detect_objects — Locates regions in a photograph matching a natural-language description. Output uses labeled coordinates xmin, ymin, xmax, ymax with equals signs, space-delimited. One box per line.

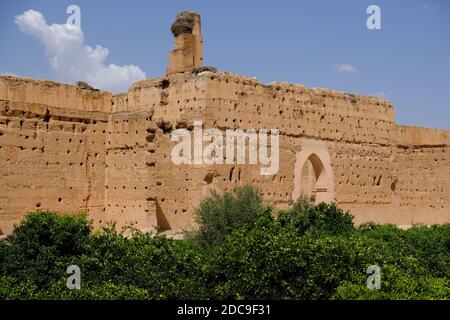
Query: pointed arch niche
xmin=292 ymin=140 xmax=335 ymax=203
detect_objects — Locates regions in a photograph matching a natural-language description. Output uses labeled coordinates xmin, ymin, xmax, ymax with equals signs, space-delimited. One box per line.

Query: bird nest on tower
xmin=171 ymin=11 xmax=199 ymax=37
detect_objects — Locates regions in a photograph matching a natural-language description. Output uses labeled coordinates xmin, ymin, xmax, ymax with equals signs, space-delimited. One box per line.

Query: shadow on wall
xmin=301 ymin=153 xmax=334 ymax=204
xmin=156 ymin=199 xmax=172 ymax=231
xmin=300 ymin=154 xmax=328 ymax=197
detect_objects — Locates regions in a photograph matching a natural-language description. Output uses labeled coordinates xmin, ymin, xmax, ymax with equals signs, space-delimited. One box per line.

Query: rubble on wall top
xmin=129 ymin=77 xmax=170 ymax=91
xmin=192 ymin=66 xmax=217 ymax=75
xmin=76 ymin=81 xmax=98 ymax=91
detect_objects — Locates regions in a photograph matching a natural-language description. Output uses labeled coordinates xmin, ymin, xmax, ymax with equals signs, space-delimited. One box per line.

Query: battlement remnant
xmin=167 ymin=11 xmax=203 ymax=74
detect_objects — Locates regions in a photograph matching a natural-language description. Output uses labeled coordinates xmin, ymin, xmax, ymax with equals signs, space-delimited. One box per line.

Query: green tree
xmin=187 ymin=185 xmax=271 ymax=248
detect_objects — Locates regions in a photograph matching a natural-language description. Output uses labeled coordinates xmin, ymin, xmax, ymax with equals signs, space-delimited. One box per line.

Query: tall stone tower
xmin=167 ymin=11 xmax=203 ymax=74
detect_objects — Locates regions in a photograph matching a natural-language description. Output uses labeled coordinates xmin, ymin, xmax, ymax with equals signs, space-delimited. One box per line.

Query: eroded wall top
xmin=0 ymin=75 xmax=112 ymax=113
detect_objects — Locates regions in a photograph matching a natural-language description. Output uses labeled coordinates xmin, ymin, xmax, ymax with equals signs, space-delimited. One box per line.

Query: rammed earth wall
xmin=1 ymin=11 xmax=449 ymax=234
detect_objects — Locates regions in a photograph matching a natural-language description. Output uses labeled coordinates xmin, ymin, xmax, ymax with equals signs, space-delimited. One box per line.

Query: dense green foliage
xmin=186 ymin=186 xmax=269 ymax=248
xmin=0 ymin=187 xmax=448 ymax=300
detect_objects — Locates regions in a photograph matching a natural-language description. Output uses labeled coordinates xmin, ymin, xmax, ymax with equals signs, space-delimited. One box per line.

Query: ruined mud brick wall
xmin=102 ymin=87 xmax=158 ymax=232
xmin=120 ymin=75 xmax=214 ymax=231
xmin=0 ymin=76 xmax=109 ymax=234
xmin=148 ymin=71 xmax=400 ymax=228
xmin=1 ymin=10 xmax=450 ymax=235
xmin=201 ymin=72 xmax=450 ymax=226
xmin=391 ymin=126 xmax=450 ymax=225
xmin=1 ymin=71 xmax=450 ymax=235
xmin=117 ymin=70 xmax=450 ymax=230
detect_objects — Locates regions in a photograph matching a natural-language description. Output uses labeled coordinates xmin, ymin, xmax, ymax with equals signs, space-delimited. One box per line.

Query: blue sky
xmin=0 ymin=0 xmax=449 ymax=130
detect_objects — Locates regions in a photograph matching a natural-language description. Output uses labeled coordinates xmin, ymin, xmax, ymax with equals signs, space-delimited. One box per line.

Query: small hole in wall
xmin=204 ymin=172 xmax=215 ymax=184
xmin=229 ymin=167 xmax=235 ymax=181
xmin=58 ymin=198 xmax=62 ymax=203
xmin=376 ymin=175 xmax=382 ymax=186
xmin=161 ymin=79 xmax=170 ymax=89
xmin=391 ymin=180 xmax=397 ymax=192
xmin=36 ymin=202 xmax=41 ymax=208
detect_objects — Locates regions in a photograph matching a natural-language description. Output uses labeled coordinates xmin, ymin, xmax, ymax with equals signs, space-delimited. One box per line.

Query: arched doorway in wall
xmin=300 ymin=154 xmax=329 ymax=202
xmin=293 ymin=141 xmax=335 ymax=204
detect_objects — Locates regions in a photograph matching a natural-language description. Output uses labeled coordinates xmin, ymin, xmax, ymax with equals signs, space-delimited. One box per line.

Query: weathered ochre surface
xmin=1 ymin=12 xmax=449 ymax=235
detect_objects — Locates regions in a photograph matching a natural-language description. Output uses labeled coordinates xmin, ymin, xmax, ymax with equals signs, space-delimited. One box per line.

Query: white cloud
xmin=15 ymin=9 xmax=146 ymax=93
xmin=334 ymin=64 xmax=357 ymax=74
